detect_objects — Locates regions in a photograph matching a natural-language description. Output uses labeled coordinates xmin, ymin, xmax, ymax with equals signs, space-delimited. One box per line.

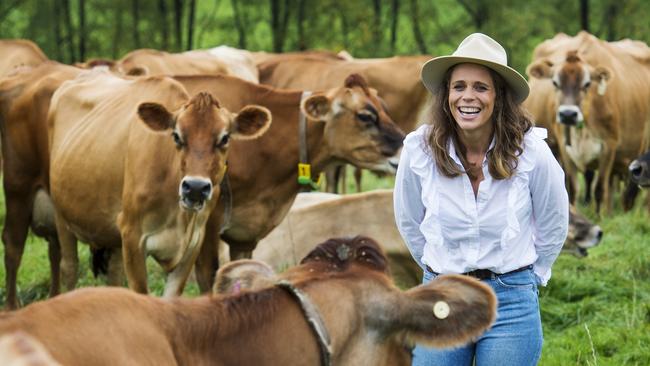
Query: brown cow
xmin=173 ymin=73 xmax=404 ymax=291
xmin=115 ymin=48 xmax=244 ymax=79
xmin=0 ymin=62 xmax=83 ymax=309
xmin=258 ymin=53 xmax=430 ymax=192
xmin=0 ymin=236 xmax=497 ymax=366
xmin=526 ymin=32 xmax=650 ymax=214
xmin=48 ymin=69 xmax=271 ymax=295
xmin=0 ymin=39 xmax=48 ymax=77
xmin=242 ymin=190 xmax=602 ymax=287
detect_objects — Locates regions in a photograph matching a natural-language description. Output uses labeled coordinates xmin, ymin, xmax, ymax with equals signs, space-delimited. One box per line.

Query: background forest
xmin=1 ymin=0 xmax=650 ymax=75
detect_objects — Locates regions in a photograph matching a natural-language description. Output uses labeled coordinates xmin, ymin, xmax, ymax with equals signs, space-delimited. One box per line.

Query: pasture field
xmin=0 ymin=172 xmax=648 ymax=365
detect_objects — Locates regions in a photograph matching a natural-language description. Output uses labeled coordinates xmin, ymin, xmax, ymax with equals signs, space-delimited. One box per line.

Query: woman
xmin=394 ymin=33 xmax=568 ymax=365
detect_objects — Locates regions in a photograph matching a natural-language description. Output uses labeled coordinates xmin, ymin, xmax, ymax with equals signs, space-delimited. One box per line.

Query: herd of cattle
xmin=0 ymin=31 xmax=647 ymax=364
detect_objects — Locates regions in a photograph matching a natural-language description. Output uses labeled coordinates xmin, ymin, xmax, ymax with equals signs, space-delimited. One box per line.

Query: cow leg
xmin=195 ymin=221 xmax=220 ymax=293
xmin=55 ymin=213 xmax=79 ymax=292
xmin=106 ymin=247 xmax=124 ymax=286
xmin=622 ymin=179 xmax=639 ymax=212
xmin=583 ymin=169 xmax=595 ymax=205
xmin=120 ymin=222 xmax=148 ymax=294
xmin=163 ymin=235 xmax=205 ymax=297
xmin=2 ymin=193 xmax=32 ymax=309
xmin=325 ymin=166 xmax=341 ymax=194
xmin=354 ymin=167 xmax=363 ymax=192
xmin=596 ymin=144 xmax=617 ymax=216
xmin=46 ymin=235 xmax=61 ymax=298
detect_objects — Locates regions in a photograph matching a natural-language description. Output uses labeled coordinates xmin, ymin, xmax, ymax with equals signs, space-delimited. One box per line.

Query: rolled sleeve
xmin=393 ymin=144 xmax=427 ymax=271
xmin=529 ymin=140 xmax=569 ymax=286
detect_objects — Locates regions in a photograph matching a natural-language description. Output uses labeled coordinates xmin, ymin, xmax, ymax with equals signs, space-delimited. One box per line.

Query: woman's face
xmin=448 ymin=63 xmax=496 ymax=138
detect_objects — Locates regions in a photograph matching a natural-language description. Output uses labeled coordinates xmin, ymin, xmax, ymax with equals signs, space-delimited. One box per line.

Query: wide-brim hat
xmin=421 ymin=33 xmax=530 ymax=103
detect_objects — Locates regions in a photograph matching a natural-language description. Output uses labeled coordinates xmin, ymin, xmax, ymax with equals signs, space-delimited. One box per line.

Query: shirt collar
xmin=447 ymin=135 xmax=496 ymax=168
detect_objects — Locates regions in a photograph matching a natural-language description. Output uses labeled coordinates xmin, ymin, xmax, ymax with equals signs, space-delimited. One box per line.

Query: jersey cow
xmin=116 ymin=48 xmax=258 ymax=82
xmin=173 ymin=73 xmax=404 ymax=291
xmin=259 ymin=54 xmax=430 ymax=192
xmin=237 ymin=190 xmax=602 ymax=287
xmin=47 ymin=69 xmax=270 ymax=295
xmin=526 ymin=31 xmax=650 ymax=214
xmin=0 ymin=236 xmax=497 ymax=366
xmin=0 ymin=62 xmax=83 ymax=309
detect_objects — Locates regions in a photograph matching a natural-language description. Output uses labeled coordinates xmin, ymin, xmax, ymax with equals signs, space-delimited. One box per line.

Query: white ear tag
xmin=597 ymin=79 xmax=607 ymax=96
xmin=432 ymin=301 xmax=450 ymax=319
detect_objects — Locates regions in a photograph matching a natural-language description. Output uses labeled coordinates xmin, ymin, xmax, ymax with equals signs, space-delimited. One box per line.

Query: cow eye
xmin=583 ymin=80 xmax=591 ymax=90
xmin=552 ymin=80 xmax=560 ymax=89
xmin=172 ymin=131 xmax=185 ymax=148
xmin=215 ymin=134 xmax=230 ymax=149
xmin=356 ymin=111 xmax=377 ymax=125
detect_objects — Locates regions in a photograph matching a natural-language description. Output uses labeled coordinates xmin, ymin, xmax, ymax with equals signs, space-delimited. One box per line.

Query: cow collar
xmin=298 ymin=91 xmax=322 ymax=191
xmin=276 ymin=280 xmax=332 ymax=366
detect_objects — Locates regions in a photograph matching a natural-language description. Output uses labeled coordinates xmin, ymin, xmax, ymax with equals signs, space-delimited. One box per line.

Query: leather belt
xmin=426 ymin=265 xmax=533 ymax=280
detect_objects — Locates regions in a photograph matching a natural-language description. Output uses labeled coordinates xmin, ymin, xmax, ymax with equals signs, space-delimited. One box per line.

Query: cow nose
xmin=558 ymin=109 xmax=578 ymax=124
xmin=629 ymin=160 xmax=643 ymax=178
xmin=180 ymin=178 xmax=212 ymax=205
xmin=596 ymin=229 xmax=603 ymax=242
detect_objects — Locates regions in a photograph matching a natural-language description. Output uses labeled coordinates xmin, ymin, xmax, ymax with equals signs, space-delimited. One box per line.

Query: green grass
xmin=0 ymin=171 xmax=649 ymax=365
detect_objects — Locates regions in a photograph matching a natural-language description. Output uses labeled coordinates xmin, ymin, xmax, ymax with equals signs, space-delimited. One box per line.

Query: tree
xmin=390 ymin=0 xmax=399 ymax=54
xmin=186 ymin=0 xmax=196 ymax=49
xmin=410 ymin=0 xmax=427 ymax=54
xmin=270 ymin=0 xmax=291 ymax=52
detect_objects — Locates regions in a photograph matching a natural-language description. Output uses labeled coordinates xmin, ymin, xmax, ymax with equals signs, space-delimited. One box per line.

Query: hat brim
xmin=421 ymin=55 xmax=530 ymax=104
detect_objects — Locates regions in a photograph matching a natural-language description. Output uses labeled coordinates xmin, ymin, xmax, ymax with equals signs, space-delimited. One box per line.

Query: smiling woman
xmin=394 ymin=33 xmax=569 ymax=366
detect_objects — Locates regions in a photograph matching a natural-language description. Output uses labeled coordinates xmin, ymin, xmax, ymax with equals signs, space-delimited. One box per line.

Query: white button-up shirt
xmin=394 ymin=125 xmax=568 ymax=286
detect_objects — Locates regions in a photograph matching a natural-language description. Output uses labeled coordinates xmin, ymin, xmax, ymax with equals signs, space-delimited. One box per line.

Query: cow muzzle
xmin=179 ymin=177 xmax=213 ymax=211
xmin=557 ymin=105 xmax=583 ymax=126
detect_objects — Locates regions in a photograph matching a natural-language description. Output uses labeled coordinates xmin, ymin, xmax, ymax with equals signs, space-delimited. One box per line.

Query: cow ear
xmin=302 ymin=94 xmax=332 ymax=121
xmin=125 ymin=66 xmax=148 ymax=76
xmin=231 ymin=105 xmax=272 ymax=140
xmin=137 ymin=102 xmax=174 ymax=131
xmin=367 ymin=275 xmax=497 ymax=349
xmin=592 ymin=66 xmax=611 ymax=82
xmin=213 ymin=259 xmax=276 ymax=295
xmin=526 ymin=59 xmax=554 ymax=79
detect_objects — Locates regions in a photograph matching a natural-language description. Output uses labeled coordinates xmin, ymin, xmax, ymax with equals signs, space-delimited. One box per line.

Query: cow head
xmin=563 ymin=205 xmax=603 ymax=257
xmin=215 ymin=236 xmax=496 ymax=366
xmin=527 ymin=51 xmax=612 ymax=127
xmin=138 ymin=93 xmax=271 ymax=211
xmin=301 ymin=74 xmax=405 ymax=173
xmin=629 ymin=150 xmax=650 ymax=187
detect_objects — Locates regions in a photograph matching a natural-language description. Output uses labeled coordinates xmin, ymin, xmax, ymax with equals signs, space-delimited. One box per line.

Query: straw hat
xmin=421 ymin=33 xmax=529 ymax=103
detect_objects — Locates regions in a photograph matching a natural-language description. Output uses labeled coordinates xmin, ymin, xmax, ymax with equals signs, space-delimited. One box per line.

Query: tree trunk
xmin=231 ymin=0 xmax=247 ymax=49
xmin=390 ymin=0 xmax=399 ymax=54
xmin=174 ymin=0 xmax=184 ymax=51
xmin=372 ymin=0 xmax=382 ymax=53
xmin=62 ymin=0 xmax=76 ymax=62
xmin=78 ymin=0 xmax=86 ymax=61
xmin=297 ymin=0 xmax=306 ymax=50
xmin=132 ymin=0 xmax=141 ymax=48
xmin=580 ymin=0 xmax=589 ymax=32
xmin=112 ymin=4 xmax=124 ymax=59
xmin=53 ymin=0 xmax=63 ymax=60
xmin=409 ymin=0 xmax=427 ymax=54
xmin=338 ymin=5 xmax=349 ymax=49
xmin=457 ymin=0 xmax=489 ymax=29
xmin=158 ymin=0 xmax=170 ymax=50
xmin=186 ymin=0 xmax=196 ymax=50
xmin=270 ymin=0 xmax=291 ymax=52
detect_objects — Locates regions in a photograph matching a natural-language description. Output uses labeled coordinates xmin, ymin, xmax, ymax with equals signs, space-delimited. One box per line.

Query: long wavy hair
xmin=426 ymin=65 xmax=533 ymax=180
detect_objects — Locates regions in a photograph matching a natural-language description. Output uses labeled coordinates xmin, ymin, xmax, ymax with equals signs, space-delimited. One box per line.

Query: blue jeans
xmin=412 ymin=268 xmax=542 ymax=366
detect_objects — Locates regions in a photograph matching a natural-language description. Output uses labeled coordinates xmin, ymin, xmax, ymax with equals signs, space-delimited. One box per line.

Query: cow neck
xmin=276 ymin=280 xmax=332 ymax=366
xmin=298 ymin=91 xmax=320 ymax=191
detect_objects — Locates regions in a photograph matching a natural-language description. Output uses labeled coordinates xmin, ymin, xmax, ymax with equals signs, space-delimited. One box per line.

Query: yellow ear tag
xmin=298 ymin=163 xmax=312 ymax=184
xmin=433 ymin=301 xmax=450 ymax=319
